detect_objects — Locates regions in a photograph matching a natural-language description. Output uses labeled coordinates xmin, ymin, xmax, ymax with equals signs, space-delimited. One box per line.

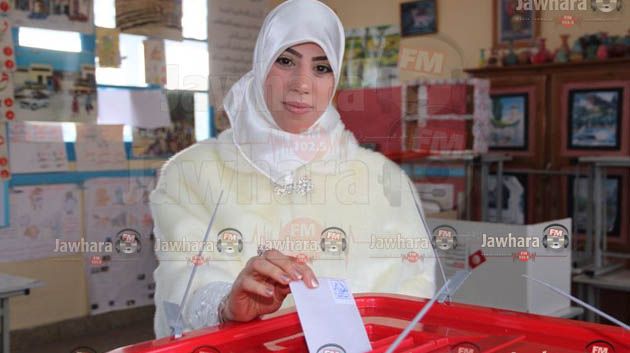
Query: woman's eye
xmin=315 ymin=64 xmax=332 ymax=74
xmin=276 ymin=56 xmax=293 ymax=66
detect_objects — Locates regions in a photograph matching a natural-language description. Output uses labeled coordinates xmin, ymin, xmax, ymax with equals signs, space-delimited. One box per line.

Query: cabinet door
xmin=550 ymin=70 xmax=630 ymax=168
xmin=487 ymin=75 xmax=546 ymax=169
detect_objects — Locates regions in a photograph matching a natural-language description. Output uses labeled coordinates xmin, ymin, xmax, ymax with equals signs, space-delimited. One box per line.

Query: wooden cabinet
xmin=466 ymin=58 xmax=630 ymax=249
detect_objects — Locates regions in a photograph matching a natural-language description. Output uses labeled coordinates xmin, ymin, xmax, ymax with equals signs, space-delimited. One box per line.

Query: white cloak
xmin=150 ymin=130 xmax=436 ymax=338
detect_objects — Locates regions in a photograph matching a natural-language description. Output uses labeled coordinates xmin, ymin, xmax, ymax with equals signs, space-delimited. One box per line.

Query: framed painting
xmin=400 ymin=0 xmax=437 ymax=37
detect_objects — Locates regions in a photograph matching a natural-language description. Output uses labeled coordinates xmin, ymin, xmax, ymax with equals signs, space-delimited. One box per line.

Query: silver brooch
xmin=273 ymin=176 xmax=314 ymax=196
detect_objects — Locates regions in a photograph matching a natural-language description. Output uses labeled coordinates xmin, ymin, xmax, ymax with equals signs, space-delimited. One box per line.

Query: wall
xmin=316 ymin=0 xmax=629 ymax=80
xmin=0 ymin=159 xmax=164 ymax=330
xmin=5 ymin=0 xmax=629 ymax=331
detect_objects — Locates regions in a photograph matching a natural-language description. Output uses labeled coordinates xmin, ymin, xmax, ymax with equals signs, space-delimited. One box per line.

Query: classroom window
xmin=94 ymin=0 xmax=116 ymax=29
xmin=18 ymin=27 xmax=82 ymax=53
xmin=95 ymin=34 xmax=148 ymax=87
xmin=182 ymin=0 xmax=208 ymax=40
xmin=165 ymin=39 xmax=209 ymax=91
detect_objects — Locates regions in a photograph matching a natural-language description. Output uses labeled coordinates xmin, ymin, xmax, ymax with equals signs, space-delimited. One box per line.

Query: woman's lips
xmin=283 ymin=101 xmax=313 ymax=115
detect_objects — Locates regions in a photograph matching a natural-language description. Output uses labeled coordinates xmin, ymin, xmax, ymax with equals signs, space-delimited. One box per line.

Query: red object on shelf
xmin=426 ymin=84 xmax=468 ymax=115
xmin=337 ymin=87 xmax=403 ymax=154
xmin=107 ymin=294 xmax=629 ymax=353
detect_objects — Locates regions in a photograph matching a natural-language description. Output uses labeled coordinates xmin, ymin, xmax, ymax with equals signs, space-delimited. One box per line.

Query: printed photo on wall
xmin=489 ymin=93 xmax=528 ymax=150
xmin=339 ymin=25 xmax=400 ymax=89
xmin=493 ymin=0 xmax=539 ymax=48
xmin=11 ymin=0 xmax=94 ymax=33
xmin=400 ymin=0 xmax=437 ymax=37
xmin=13 ymin=30 xmax=97 ymax=122
xmin=568 ymin=175 xmax=621 ymax=237
xmin=132 ymin=90 xmax=195 ymax=158
xmin=568 ymin=88 xmax=622 ymax=150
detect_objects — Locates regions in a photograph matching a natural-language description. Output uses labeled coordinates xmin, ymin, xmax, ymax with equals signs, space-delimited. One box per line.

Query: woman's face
xmin=264 ymin=42 xmax=334 ymax=134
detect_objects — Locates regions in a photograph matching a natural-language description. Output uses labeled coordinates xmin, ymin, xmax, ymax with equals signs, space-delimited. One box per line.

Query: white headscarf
xmin=222 ymin=0 xmax=358 ymax=186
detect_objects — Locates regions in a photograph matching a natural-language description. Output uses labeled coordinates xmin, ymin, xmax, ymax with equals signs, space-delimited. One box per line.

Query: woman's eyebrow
xmin=284 ymin=48 xmax=328 ymax=62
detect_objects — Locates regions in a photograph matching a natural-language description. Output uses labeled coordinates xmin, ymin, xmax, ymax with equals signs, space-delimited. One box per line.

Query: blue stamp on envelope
xmin=328 ymin=279 xmax=353 ymax=304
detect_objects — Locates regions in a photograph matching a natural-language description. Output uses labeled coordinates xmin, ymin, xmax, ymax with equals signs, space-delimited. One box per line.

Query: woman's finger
xmin=262 ymin=249 xmax=304 ymax=281
xmin=248 ymin=256 xmax=292 ymax=285
xmin=264 ymin=250 xmax=318 ymax=288
xmin=292 ymin=260 xmax=319 ymax=288
xmin=241 ymin=275 xmax=275 ymax=298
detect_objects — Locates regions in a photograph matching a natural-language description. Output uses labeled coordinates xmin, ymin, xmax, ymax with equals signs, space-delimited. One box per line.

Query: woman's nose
xmin=289 ymin=68 xmax=312 ymax=94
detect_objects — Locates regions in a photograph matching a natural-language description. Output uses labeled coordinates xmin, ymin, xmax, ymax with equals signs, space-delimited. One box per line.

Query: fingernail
xmin=311 ymin=278 xmax=319 ymax=288
xmin=293 ymin=270 xmax=303 ymax=280
xmin=280 ymin=274 xmax=291 ymax=283
xmin=265 ymin=287 xmax=274 ymax=296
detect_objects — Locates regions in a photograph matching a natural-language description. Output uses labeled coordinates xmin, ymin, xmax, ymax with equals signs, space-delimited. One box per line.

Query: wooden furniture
xmin=465 ymin=58 xmax=630 ymax=250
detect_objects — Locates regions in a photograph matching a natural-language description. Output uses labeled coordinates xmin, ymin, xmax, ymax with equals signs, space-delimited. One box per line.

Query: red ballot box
xmin=107 ymin=294 xmax=629 ymax=353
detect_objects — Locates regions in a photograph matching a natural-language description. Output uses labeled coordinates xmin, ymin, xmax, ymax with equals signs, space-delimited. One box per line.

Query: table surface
xmin=573 ymin=269 xmax=630 ymax=292
xmin=0 ymin=273 xmax=43 ymax=298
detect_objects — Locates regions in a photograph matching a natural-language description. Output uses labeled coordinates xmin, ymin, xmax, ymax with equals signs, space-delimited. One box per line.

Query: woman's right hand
xmin=221 ymin=249 xmax=318 ymax=322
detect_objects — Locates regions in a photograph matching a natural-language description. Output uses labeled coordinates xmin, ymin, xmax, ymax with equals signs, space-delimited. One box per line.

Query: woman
xmin=150 ymin=0 xmax=435 ymax=339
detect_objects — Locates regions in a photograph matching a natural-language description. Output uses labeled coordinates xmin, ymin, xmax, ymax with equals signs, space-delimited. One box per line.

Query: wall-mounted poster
xmin=9 ymin=121 xmax=69 ymax=173
xmin=96 ymin=27 xmax=121 ymax=68
xmin=75 ymin=123 xmax=127 ymax=171
xmin=489 ymin=93 xmax=528 ymax=150
xmin=0 ymin=17 xmax=16 ymax=123
xmin=0 ymin=123 xmax=8 ymax=180
xmin=13 ymin=29 xmax=97 ymax=122
xmin=10 ymin=0 xmax=94 ymax=33
xmin=115 ymin=0 xmax=182 ymax=40
xmin=568 ymin=88 xmax=622 ymax=150
xmin=143 ymin=38 xmax=166 ymax=86
xmin=493 ymin=0 xmax=539 ymax=48
xmin=83 ymin=177 xmax=157 ymax=314
xmin=0 ymin=183 xmax=81 ymax=262
xmin=339 ymin=25 xmax=400 ymax=89
xmin=400 ymin=0 xmax=437 ymax=37
xmin=207 ymin=0 xmax=266 ymax=109
xmin=132 ymin=90 xmax=194 ymax=158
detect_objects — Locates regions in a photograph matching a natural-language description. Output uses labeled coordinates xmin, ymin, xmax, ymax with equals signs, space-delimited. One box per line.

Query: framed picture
xmin=400 ymin=0 xmax=437 ymax=37
xmin=568 ymin=88 xmax=623 ymax=150
xmin=493 ymin=0 xmax=539 ymax=48
xmin=489 ymin=93 xmax=528 ymax=150
xmin=568 ymin=175 xmax=622 ymax=237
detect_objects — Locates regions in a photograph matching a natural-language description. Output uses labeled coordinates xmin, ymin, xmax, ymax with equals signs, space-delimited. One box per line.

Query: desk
xmin=0 ymin=274 xmax=43 ymax=353
xmin=573 ymin=269 xmax=630 ymax=323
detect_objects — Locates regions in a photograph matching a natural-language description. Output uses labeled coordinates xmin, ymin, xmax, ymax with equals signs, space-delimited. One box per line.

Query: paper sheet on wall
xmin=116 ymin=0 xmax=182 ymax=40
xmin=0 ymin=181 xmax=8 ymax=227
xmin=0 ymin=184 xmax=81 ymax=262
xmin=83 ymin=177 xmax=157 ymax=314
xmin=96 ymin=27 xmax=121 ymax=68
xmin=207 ymin=0 xmax=266 ymax=108
xmin=132 ymin=90 xmax=195 ymax=158
xmin=9 ymin=0 xmax=94 ymax=33
xmin=339 ymin=25 xmax=400 ymax=89
xmin=0 ymin=16 xmax=17 ymax=124
xmin=14 ymin=28 xmax=97 ymax=122
xmin=9 ymin=121 xmax=69 ymax=173
xmin=143 ymin=39 xmax=166 ymax=86
xmin=75 ymin=124 xmax=127 ymax=171
xmin=0 ymin=123 xmax=9 ymax=180
xmin=97 ymin=87 xmax=170 ymax=128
